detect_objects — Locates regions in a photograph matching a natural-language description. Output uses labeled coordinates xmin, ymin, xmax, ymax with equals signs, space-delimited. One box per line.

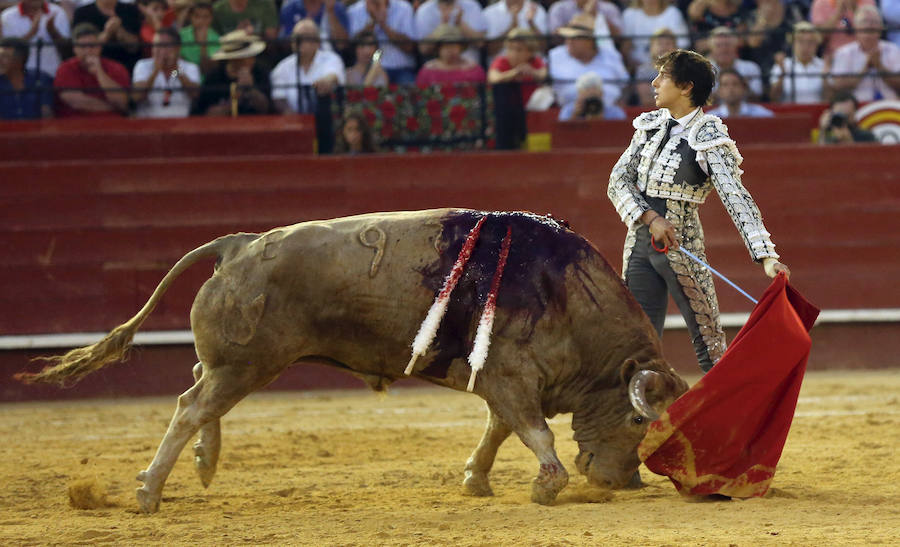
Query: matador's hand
xmin=648 ymin=215 xmax=680 ymax=250
xmin=763 ymin=257 xmax=791 ymax=280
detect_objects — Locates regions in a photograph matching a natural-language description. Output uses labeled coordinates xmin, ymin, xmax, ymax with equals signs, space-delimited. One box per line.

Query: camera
xmin=828 ymin=112 xmax=848 ymax=130
xmin=582 ymin=96 xmax=604 ymax=117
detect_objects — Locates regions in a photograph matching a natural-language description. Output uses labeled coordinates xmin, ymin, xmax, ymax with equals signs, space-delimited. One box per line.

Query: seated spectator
xmin=686 ymin=0 xmax=749 ymax=52
xmin=191 ymin=28 xmax=271 ymax=115
xmin=212 ymin=0 xmax=278 ymax=43
xmin=415 ymin=24 xmax=485 ymax=86
xmin=744 ymin=0 xmax=796 ymax=81
xmin=885 ymin=0 xmax=900 ymax=49
xmin=1 ymin=0 xmax=71 ymax=78
xmin=73 ymin=0 xmax=142 ymax=71
xmin=345 ymin=30 xmax=388 ymax=86
xmin=415 ymin=0 xmax=486 ymax=63
xmin=132 ymin=27 xmax=200 ymax=117
xmin=634 ymin=27 xmax=677 ymax=106
xmin=769 ymin=21 xmax=826 ymax=104
xmin=482 ymin=0 xmax=548 ymax=59
xmin=335 ymin=111 xmax=377 ymax=153
xmin=830 ymin=6 xmax=900 ymax=102
xmin=549 ymin=15 xmax=628 ymax=111
xmin=279 ymin=0 xmax=349 ymax=53
xmin=708 ymin=26 xmax=763 ymax=99
xmin=54 ymin=23 xmax=131 ymax=117
xmin=622 ymin=0 xmax=689 ymax=69
xmin=138 ymin=0 xmax=171 ymax=55
xmin=347 ymin=0 xmax=416 ymax=84
xmin=270 ymin=19 xmax=345 ymax=114
xmin=560 ymin=72 xmax=626 ymax=120
xmin=707 ymin=68 xmax=774 ymax=118
xmin=179 ymin=1 xmax=220 ymax=75
xmin=547 ymin=0 xmax=623 ymax=39
xmin=810 ymin=0 xmax=876 ymax=56
xmin=488 ymin=28 xmax=547 ymax=104
xmin=0 ymin=36 xmax=53 ymax=119
xmin=816 ymin=90 xmax=876 ymax=143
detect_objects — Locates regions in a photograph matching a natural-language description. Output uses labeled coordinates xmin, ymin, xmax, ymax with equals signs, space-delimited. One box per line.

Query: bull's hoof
xmin=624 ymin=469 xmax=645 ymax=489
xmin=530 ymin=467 xmax=568 ymax=505
xmin=135 ymin=470 xmax=148 ymax=482
xmin=193 ymin=443 xmax=217 ymax=488
xmin=462 ymin=471 xmax=493 ymax=497
xmin=135 ymin=486 xmax=161 ymax=514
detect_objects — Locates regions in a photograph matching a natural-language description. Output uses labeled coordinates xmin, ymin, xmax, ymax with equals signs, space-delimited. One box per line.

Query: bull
xmin=19 ymin=209 xmax=688 ymax=513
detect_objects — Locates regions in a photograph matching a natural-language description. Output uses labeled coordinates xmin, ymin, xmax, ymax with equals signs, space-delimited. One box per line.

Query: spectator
xmin=270 ymin=18 xmax=345 ymax=114
xmin=816 ymin=90 xmax=876 ymax=143
xmin=560 ymin=71 xmax=626 ymax=120
xmin=621 ymin=0 xmax=689 ymax=68
xmin=830 ymin=6 xmax=900 ymax=102
xmin=634 ymin=27 xmax=677 ymax=106
xmin=744 ymin=0 xmax=796 ymax=81
xmin=0 ymin=36 xmax=53 ymax=119
xmin=212 ymin=0 xmax=278 ymax=42
xmin=686 ymin=0 xmax=749 ymax=52
xmin=415 ymin=24 xmax=485 ymax=86
xmin=488 ymin=28 xmax=547 ymax=104
xmin=769 ymin=21 xmax=826 ymax=103
xmin=347 ymin=0 xmax=416 ymax=84
xmin=415 ymin=0 xmax=486 ymax=63
xmin=482 ymin=0 xmax=548 ymax=59
xmin=708 ymin=26 xmax=763 ymax=99
xmin=279 ymin=0 xmax=350 ymax=53
xmin=54 ymin=23 xmax=131 ymax=117
xmin=1 ymin=0 xmax=70 ymax=78
xmin=179 ymin=1 xmax=220 ymax=75
xmin=549 ymin=15 xmax=628 ymax=113
xmin=885 ymin=0 xmax=900 ymax=49
xmin=73 ymin=0 xmax=142 ymax=71
xmin=345 ymin=30 xmax=388 ymax=86
xmin=132 ymin=27 xmax=200 ymax=117
xmin=810 ymin=0 xmax=876 ymax=56
xmin=707 ymin=68 xmax=774 ymax=117
xmin=191 ymin=28 xmax=271 ymax=115
xmin=335 ymin=111 xmax=377 ymax=153
xmin=548 ymin=0 xmax=623 ymax=39
xmin=138 ymin=0 xmax=170 ymax=57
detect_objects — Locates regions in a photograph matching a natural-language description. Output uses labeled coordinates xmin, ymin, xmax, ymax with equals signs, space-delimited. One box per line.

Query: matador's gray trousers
xmin=625 ymin=224 xmax=715 ymax=373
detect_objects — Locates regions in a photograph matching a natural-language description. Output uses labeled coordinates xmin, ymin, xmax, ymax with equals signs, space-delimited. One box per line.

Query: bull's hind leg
xmin=135 ymin=365 xmax=262 ymax=513
xmin=190 ymin=363 xmax=221 ymax=488
xmin=462 ymin=405 xmax=511 ymax=497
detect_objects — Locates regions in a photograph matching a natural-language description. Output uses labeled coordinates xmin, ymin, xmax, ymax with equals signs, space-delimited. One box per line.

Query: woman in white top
xmin=769 ymin=21 xmax=826 ymax=103
xmin=622 ymin=0 xmax=689 ymax=68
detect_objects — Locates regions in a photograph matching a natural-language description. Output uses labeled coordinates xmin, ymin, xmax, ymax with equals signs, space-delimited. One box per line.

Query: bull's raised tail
xmin=15 ymin=234 xmax=254 ymax=387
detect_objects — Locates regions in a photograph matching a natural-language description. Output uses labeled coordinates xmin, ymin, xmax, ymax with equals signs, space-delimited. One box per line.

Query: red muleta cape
xmin=638 ymin=273 xmax=819 ymax=498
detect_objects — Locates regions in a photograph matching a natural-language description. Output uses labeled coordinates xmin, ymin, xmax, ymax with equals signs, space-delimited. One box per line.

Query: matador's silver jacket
xmin=607 ymin=108 xmax=779 ymax=363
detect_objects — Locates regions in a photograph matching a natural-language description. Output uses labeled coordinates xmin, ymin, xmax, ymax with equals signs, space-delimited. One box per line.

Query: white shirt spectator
xmin=707 ymin=102 xmax=775 ymax=118
xmin=270 ymin=49 xmax=346 ymax=113
xmin=830 ymin=39 xmax=900 ymax=102
xmin=882 ymin=0 xmax=900 ymax=48
xmin=547 ymin=0 xmax=622 ymax=34
xmin=415 ymin=0 xmax=487 ymax=62
xmin=769 ymin=56 xmax=826 ymax=103
xmin=132 ymin=58 xmax=201 ymax=118
xmin=621 ymin=5 xmax=689 ymax=65
xmin=1 ymin=2 xmax=71 ymax=77
xmin=549 ymin=44 xmax=628 ymax=111
xmin=483 ymin=0 xmax=549 ymax=41
xmin=347 ymin=0 xmax=416 ymax=70
xmin=712 ymin=58 xmax=764 ymax=98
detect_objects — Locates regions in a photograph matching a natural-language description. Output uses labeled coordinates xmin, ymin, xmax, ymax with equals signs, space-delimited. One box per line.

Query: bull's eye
xmin=633 ymin=415 xmax=645 ymax=425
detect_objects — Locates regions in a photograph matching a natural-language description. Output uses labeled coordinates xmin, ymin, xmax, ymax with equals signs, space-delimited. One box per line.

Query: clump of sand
xmin=67 ymin=478 xmax=108 ymax=509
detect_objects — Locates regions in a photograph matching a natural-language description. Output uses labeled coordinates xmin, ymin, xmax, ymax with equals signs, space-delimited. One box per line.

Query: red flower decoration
xmin=461 ymin=84 xmax=477 ymax=99
xmin=363 ymin=108 xmax=376 ymax=124
xmin=406 ymin=117 xmax=419 ymax=131
xmin=430 ymin=119 xmax=443 ymax=136
xmin=363 ymin=87 xmax=379 ymax=102
xmin=449 ymin=104 xmax=467 ymax=127
xmin=347 ymin=89 xmax=363 ymax=102
xmin=441 ymin=83 xmax=457 ymax=99
xmin=380 ymin=100 xmax=396 ymax=120
xmin=426 ymin=99 xmax=442 ymax=117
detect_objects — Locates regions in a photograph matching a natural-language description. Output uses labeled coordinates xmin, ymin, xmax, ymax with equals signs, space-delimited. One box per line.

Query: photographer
xmin=817 ymin=91 xmax=876 ymax=144
xmin=560 ymin=71 xmax=626 ymax=121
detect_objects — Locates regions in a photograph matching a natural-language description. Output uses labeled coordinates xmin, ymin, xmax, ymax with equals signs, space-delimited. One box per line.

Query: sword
xmin=652 ymin=237 xmax=758 ymax=305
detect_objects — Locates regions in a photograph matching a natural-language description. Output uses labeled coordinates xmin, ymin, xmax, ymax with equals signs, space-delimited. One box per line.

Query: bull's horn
xmin=628 ymin=370 xmax=661 ymax=420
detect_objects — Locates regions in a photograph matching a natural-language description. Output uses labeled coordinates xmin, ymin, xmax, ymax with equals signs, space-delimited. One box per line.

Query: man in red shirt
xmin=54 ymin=22 xmax=130 ymax=117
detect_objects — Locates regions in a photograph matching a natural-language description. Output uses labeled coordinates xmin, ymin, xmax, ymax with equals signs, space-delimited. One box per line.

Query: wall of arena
xmin=1 ymin=117 xmax=897 ymax=400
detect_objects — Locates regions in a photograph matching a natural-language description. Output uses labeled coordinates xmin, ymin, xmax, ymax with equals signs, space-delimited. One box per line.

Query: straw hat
xmin=211 ymin=29 xmax=266 ymax=60
xmin=428 ymin=24 xmax=466 ymax=44
xmin=557 ymin=14 xmax=595 ymax=39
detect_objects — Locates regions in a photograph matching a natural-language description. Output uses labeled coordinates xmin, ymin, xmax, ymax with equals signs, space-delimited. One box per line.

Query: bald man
xmin=270 ymin=19 xmax=346 ymax=114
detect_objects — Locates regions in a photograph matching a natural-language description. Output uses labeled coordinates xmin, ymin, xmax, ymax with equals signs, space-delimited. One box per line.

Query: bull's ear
xmin=619 ymin=359 xmax=640 ymax=385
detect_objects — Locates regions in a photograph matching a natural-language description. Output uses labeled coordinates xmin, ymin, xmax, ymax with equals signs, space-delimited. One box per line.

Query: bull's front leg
xmin=462 ymin=405 xmax=512 ymax=497
xmin=518 ymin=423 xmax=568 ymax=505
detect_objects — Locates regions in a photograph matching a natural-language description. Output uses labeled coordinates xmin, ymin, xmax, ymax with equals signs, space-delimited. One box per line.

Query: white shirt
xmin=549 ymin=44 xmax=628 ymax=110
xmin=621 ymin=6 xmax=689 ymax=66
xmin=830 ymin=40 xmax=900 ymax=102
xmin=882 ymin=0 xmax=900 ymax=48
xmin=347 ymin=0 xmax=416 ymax=70
xmin=415 ymin=0 xmax=487 ymax=63
xmin=707 ymin=102 xmax=775 ymax=118
xmin=270 ymin=49 xmax=346 ymax=113
xmin=482 ymin=0 xmax=548 ymax=40
xmin=769 ymin=56 xmax=825 ymax=104
xmin=712 ymin=58 xmax=764 ymax=98
xmin=132 ymin=58 xmax=201 ymax=118
xmin=1 ymin=2 xmax=70 ymax=77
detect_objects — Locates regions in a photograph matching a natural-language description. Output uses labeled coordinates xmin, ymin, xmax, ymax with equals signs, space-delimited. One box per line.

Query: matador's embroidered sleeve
xmin=608 ymin=128 xmax=651 ymax=225
xmin=689 ymin=115 xmax=779 ymax=262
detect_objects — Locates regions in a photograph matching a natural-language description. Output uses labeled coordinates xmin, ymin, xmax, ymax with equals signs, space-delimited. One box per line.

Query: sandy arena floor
xmin=1 ymin=369 xmax=898 ymax=546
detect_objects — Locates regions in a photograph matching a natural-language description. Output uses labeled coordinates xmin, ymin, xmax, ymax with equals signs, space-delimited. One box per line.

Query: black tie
xmin=661 ymin=118 xmax=678 ymax=143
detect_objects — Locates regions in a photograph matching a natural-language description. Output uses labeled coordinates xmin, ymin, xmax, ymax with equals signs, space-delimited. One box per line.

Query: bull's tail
xmin=15 ymin=234 xmax=253 ymax=387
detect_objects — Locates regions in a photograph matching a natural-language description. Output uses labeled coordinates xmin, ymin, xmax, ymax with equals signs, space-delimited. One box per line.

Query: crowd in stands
xmin=1 ymin=0 xmax=898 ymax=141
